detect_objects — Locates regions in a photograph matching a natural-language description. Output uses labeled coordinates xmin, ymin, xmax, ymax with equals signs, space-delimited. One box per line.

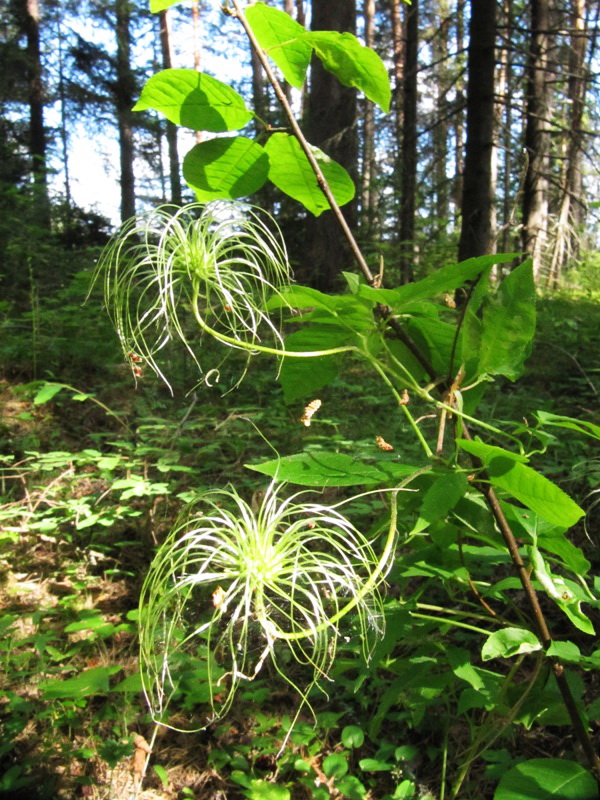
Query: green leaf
xmin=153 ymin=765 xmax=169 ymax=788
xmin=357 ymin=254 xmax=519 ymax=311
xmin=486 ymin=458 xmax=584 ymax=528
xmin=279 ymin=326 xmax=349 ymax=403
xmin=33 ymin=382 xmax=64 ymax=405
xmin=134 ymin=69 xmax=253 ymax=131
xmin=341 ymin=725 xmax=365 ymax=749
xmin=323 ymin=753 xmax=348 ymax=779
xmin=245 ymin=3 xmax=311 ymax=88
xmin=479 ymin=260 xmax=536 ymax=380
xmin=358 ymin=758 xmax=394 ymax=772
xmin=41 ymin=666 xmax=120 ymax=699
xmin=481 ymin=628 xmax=542 ymax=661
xmin=411 ymin=471 xmax=468 ymax=533
xmin=457 ymin=439 xmax=529 ymax=465
xmin=493 ymin=758 xmax=598 ymax=799
xmin=447 ymin=646 xmax=485 ymax=690
xmin=546 ymin=641 xmax=582 ymax=664
xmin=246 ymin=452 xmax=421 ymax=487
xmin=183 ymin=137 xmax=269 ymax=201
xmin=535 ymin=411 xmax=600 ymax=442
xmin=112 ymin=671 xmax=143 ymax=693
xmin=265 ymin=133 xmax=355 ymax=216
xmin=336 ymin=775 xmax=367 ymax=799
xmin=303 ymin=31 xmax=391 ymax=112
xmin=248 ymin=780 xmax=290 ymax=800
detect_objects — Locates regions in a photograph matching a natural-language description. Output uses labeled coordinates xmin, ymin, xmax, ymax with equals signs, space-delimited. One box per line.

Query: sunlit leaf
xmin=41 ymin=666 xmax=120 ymax=699
xmin=479 ymin=260 xmax=536 ymax=380
xmin=481 ymin=628 xmax=542 ymax=661
xmin=247 ymin=452 xmax=420 ymax=487
xmin=246 ymin=3 xmax=311 ymax=88
xmin=493 ymin=758 xmax=598 ymax=799
xmin=486 ymin=457 xmax=584 ymax=528
xmin=357 ymin=254 xmax=520 ymax=310
xmin=303 ymin=31 xmax=391 ymax=112
xmin=265 ymin=133 xmax=355 ymax=216
xmin=183 ymin=137 xmax=269 ymax=201
xmin=134 ymin=69 xmax=253 ymax=132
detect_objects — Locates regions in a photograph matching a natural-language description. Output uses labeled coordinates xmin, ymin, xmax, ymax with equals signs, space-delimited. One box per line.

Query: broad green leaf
xmin=357 ymin=254 xmax=519 ymax=310
xmin=341 ymin=725 xmax=365 ymax=749
xmin=336 ymin=776 xmax=367 ymax=799
xmin=33 ymin=382 xmax=64 ymax=405
xmin=41 ymin=666 xmax=120 ymax=699
xmin=546 ymin=640 xmax=582 ymax=663
xmin=268 ymin=284 xmax=341 ymax=312
xmin=411 ymin=471 xmax=468 ymax=533
xmin=112 ymin=671 xmax=143 ymax=692
xmin=246 ymin=452 xmax=421 ymax=487
xmin=487 ymin=457 xmax=584 ymax=528
xmin=265 ymin=133 xmax=355 ymax=216
xmin=479 ymin=260 xmax=536 ymax=380
xmin=406 ymin=316 xmax=459 ymax=376
xmin=447 ymin=646 xmax=486 ymax=690
xmin=134 ymin=69 xmax=253 ymax=132
xmin=183 ymin=137 xmax=269 ymax=201
xmin=481 ymin=628 xmax=542 ymax=661
xmin=493 ymin=758 xmax=598 ymax=800
xmin=303 ymin=31 xmax=391 ymax=112
xmin=457 ymin=439 xmax=529 ymax=465
xmin=279 ymin=326 xmax=348 ymax=403
xmin=323 ymin=753 xmax=348 ymax=779
xmin=248 ymin=780 xmax=290 ymax=800
xmin=245 ymin=3 xmax=311 ymax=88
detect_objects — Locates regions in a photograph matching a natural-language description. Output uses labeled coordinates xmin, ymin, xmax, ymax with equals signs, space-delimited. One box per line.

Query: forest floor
xmin=1 ymin=291 xmax=599 ymax=800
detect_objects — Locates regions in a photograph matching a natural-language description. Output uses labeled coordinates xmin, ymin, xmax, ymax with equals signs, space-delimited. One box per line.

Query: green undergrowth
xmin=0 ymin=292 xmax=599 ymax=798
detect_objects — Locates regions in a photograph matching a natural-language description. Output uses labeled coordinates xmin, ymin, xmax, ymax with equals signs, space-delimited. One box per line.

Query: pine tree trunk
xmin=24 ymin=0 xmax=49 ymax=226
xmin=522 ymin=0 xmax=552 ymax=280
xmin=115 ymin=0 xmax=136 ymax=222
xmin=158 ymin=10 xmax=181 ymax=205
xmin=458 ymin=0 xmax=497 ymax=263
xmin=432 ymin=4 xmax=450 ymax=227
xmin=301 ymin=0 xmax=358 ymax=291
xmin=547 ymin=0 xmax=587 ymax=287
xmin=360 ymin=0 xmax=377 ymax=238
xmin=398 ymin=0 xmax=418 ymax=284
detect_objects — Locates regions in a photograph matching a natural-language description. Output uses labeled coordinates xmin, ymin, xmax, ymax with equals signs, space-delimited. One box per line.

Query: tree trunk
xmin=360 ymin=0 xmax=377 ymax=238
xmin=547 ymin=0 xmax=587 ymax=287
xmin=24 ymin=0 xmax=49 ymax=226
xmin=115 ymin=0 xmax=136 ymax=222
xmin=432 ymin=3 xmax=450 ymax=227
xmin=398 ymin=0 xmax=418 ymax=284
xmin=451 ymin=3 xmax=465 ymax=224
xmin=457 ymin=0 xmax=497 ymax=263
xmin=158 ymin=10 xmax=181 ymax=205
xmin=499 ymin=0 xmax=515 ymax=255
xmin=522 ymin=0 xmax=552 ymax=280
xmin=300 ymin=0 xmax=358 ymax=291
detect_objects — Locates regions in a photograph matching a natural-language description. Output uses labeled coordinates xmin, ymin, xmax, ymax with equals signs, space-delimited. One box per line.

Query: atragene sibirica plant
xmin=139 ymin=482 xmax=398 ymax=734
xmin=95 ymin=201 xmax=293 ymax=389
xmin=95 ymin=199 xmax=398 ymax=738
